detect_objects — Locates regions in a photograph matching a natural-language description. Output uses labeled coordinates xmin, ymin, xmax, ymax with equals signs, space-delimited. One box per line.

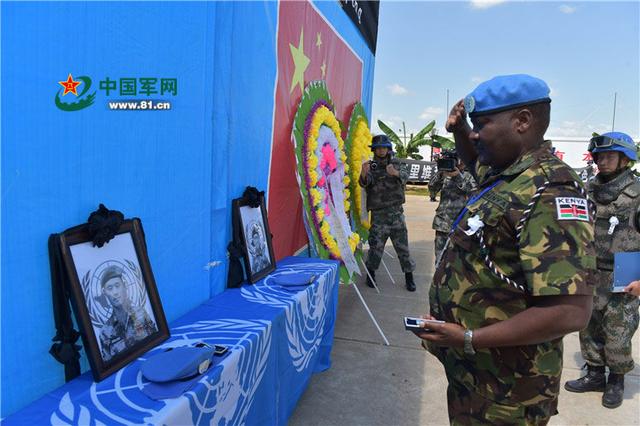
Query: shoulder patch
xmin=622 ymin=182 xmax=640 ymax=198
xmin=555 ymin=197 xmax=589 ymax=221
xmin=541 ymin=163 xmax=582 ymax=185
xmin=482 ymin=191 xmax=509 ymax=210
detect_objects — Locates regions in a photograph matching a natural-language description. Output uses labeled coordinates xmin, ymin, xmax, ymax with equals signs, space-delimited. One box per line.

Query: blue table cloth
xmin=4 ymin=257 xmax=340 ymax=425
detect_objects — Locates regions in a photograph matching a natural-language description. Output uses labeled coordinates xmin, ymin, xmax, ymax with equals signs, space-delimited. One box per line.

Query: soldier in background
xmin=565 ymin=132 xmax=640 ymax=409
xmin=584 ymin=159 xmax=595 ymax=182
xmin=429 ymin=151 xmax=477 ymax=261
xmin=359 ymin=135 xmax=416 ymax=291
xmin=415 ymin=74 xmax=595 ymax=424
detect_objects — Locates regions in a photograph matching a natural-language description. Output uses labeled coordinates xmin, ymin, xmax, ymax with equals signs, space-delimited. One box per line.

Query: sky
xmin=370 ymin=0 xmax=640 ymax=156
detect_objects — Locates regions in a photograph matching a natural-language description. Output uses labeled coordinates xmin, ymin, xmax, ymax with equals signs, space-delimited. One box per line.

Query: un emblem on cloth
xmin=464 ymin=96 xmax=475 ymax=114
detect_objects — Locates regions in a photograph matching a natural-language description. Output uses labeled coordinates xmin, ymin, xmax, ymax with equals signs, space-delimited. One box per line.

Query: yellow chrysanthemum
xmin=309 ymin=170 xmax=319 ymax=186
xmin=302 ymin=103 xmax=359 ymax=260
xmin=320 ymin=220 xmax=330 ymax=235
xmin=346 ymin=117 xmax=373 ymax=232
xmin=310 ymin=188 xmax=322 ymax=206
xmin=307 ymin=155 xmax=319 ymax=170
xmin=327 ymin=240 xmax=339 ymax=256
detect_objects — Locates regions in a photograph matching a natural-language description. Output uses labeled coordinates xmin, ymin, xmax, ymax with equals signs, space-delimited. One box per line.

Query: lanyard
xmin=450 ymin=179 xmax=503 ymax=233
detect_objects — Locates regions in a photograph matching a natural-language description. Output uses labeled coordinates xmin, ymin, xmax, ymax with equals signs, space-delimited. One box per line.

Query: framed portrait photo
xmin=58 ymin=218 xmax=169 ymax=381
xmin=232 ymin=193 xmax=276 ymax=283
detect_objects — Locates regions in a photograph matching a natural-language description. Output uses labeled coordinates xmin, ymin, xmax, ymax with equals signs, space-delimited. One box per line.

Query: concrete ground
xmin=289 ymin=194 xmax=640 ymax=426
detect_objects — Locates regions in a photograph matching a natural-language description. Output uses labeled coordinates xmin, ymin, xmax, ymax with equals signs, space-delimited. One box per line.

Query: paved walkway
xmin=289 ymin=194 xmax=640 ymax=426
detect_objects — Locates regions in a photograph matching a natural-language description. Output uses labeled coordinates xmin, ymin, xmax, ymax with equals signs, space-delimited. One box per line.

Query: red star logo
xmin=58 ymin=73 xmax=82 ymax=96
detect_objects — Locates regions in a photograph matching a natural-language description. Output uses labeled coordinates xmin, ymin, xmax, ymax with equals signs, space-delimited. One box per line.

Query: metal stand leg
xmin=350 ymin=281 xmax=390 ymax=346
xmin=380 ymin=258 xmax=396 ymax=285
xmin=384 ymin=248 xmax=396 ymax=259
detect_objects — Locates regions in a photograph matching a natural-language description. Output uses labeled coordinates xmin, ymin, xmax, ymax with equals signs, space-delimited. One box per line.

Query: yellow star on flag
xmin=316 ymin=32 xmax=322 ymax=49
xmin=289 ymin=28 xmax=310 ymax=95
xmin=321 ymin=61 xmax=327 ymax=78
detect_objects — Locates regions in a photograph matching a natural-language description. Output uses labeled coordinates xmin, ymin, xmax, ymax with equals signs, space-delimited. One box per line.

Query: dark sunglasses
xmin=589 ymin=135 xmax=636 ymax=152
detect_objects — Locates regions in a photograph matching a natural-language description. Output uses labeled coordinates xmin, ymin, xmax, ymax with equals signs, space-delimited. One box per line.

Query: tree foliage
xmin=376 ymin=119 xmax=455 ymax=159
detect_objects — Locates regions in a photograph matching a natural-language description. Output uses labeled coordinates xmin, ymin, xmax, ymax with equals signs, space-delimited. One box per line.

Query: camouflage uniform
xmin=428 ymin=169 xmax=442 ymax=201
xmin=427 ymin=142 xmax=596 ymax=424
xmin=580 ymin=168 xmax=640 ymax=374
xmin=100 ymin=305 xmax=157 ymax=362
xmin=429 ymin=170 xmax=477 ymax=259
xmin=361 ymin=156 xmax=415 ymax=273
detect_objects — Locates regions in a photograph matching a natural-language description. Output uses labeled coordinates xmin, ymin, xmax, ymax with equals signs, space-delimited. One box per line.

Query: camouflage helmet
xmin=370 ymin=135 xmax=393 ymax=151
xmin=589 ymin=132 xmax=637 ymax=161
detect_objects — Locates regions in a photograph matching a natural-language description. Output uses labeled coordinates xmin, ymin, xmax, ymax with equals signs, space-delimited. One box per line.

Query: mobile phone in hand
xmin=403 ymin=316 xmax=445 ymax=332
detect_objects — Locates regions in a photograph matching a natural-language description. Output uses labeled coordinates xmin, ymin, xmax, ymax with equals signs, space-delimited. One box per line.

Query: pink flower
xmin=320 ymin=143 xmax=337 ymax=175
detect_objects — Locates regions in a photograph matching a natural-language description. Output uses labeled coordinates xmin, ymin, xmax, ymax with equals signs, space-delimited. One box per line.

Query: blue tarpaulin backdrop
xmin=1 ymin=0 xmax=374 ymax=417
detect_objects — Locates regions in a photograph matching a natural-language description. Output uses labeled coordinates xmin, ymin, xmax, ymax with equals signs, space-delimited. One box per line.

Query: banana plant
xmin=377 ymin=119 xmax=454 ymax=160
xmin=431 ymin=134 xmax=456 ymax=150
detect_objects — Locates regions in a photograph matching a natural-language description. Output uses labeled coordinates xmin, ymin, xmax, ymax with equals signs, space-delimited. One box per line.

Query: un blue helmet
xmin=370 ymin=135 xmax=393 ymax=151
xmin=589 ymin=131 xmax=637 ymax=161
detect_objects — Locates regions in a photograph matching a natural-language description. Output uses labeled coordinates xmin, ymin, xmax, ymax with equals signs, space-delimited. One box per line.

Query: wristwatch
xmin=464 ymin=329 xmax=476 ymax=356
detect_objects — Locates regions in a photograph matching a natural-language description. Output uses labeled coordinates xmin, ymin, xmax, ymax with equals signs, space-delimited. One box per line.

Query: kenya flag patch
xmin=555 ymin=197 xmax=589 ymax=221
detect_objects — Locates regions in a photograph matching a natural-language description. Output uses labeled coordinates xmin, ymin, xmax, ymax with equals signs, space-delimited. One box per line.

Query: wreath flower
xmin=293 ymin=81 xmax=360 ymax=265
xmin=344 ymin=103 xmax=373 ymax=240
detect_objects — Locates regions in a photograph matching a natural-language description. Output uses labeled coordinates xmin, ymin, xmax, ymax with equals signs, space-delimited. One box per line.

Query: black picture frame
xmin=58 ymin=218 xmax=169 ymax=381
xmin=232 ymin=193 xmax=276 ymax=283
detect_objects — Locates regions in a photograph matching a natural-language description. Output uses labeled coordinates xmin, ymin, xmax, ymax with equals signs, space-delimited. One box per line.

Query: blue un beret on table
xmin=464 ymin=74 xmax=551 ymax=118
xmin=142 ymin=346 xmax=215 ymax=382
xmin=273 ymin=272 xmax=316 ymax=286
xmin=141 ymin=345 xmax=217 ymax=400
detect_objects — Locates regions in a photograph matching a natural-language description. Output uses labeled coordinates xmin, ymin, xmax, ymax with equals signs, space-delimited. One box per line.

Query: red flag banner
xmin=268 ymin=0 xmax=363 ymax=259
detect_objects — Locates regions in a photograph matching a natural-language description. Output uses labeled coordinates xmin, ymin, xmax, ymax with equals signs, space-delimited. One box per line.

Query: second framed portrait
xmin=58 ymin=218 xmax=169 ymax=381
xmin=232 ymin=193 xmax=276 ymax=283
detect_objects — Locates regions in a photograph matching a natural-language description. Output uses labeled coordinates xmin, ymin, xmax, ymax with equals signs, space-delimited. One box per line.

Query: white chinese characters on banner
xmin=408 ymin=163 xmax=421 ymax=181
xmin=397 ymin=160 xmax=436 ymax=183
xmin=421 ymin=164 xmax=434 ymax=180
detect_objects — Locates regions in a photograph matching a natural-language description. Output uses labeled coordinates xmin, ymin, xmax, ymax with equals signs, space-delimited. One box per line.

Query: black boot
xmin=564 ymin=365 xmax=605 ymax=393
xmin=405 ymin=272 xmax=416 ymax=292
xmin=366 ymin=269 xmax=376 ymax=288
xmin=602 ymin=373 xmax=624 ymax=409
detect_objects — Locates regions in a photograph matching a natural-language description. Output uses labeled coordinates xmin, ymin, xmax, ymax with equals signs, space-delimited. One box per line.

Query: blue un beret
xmin=141 ymin=346 xmax=214 ymax=383
xmin=464 ymin=74 xmax=551 ymax=118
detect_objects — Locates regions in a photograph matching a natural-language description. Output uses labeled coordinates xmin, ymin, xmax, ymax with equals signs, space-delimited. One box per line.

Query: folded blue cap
xmin=465 ymin=74 xmax=551 ymax=118
xmin=141 ymin=346 xmax=214 ymax=383
xmin=272 ymin=273 xmax=316 ymax=287
xmin=142 ymin=372 xmax=203 ymax=400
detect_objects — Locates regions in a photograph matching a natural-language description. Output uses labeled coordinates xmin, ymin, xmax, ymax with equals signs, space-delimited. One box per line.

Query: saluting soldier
xmin=565 ymin=132 xmax=640 ymax=409
xmin=414 ymin=74 xmax=596 ymax=425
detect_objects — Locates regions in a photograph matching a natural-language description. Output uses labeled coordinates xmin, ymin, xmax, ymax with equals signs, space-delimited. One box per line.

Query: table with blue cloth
xmin=4 ymin=257 xmax=340 ymax=425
